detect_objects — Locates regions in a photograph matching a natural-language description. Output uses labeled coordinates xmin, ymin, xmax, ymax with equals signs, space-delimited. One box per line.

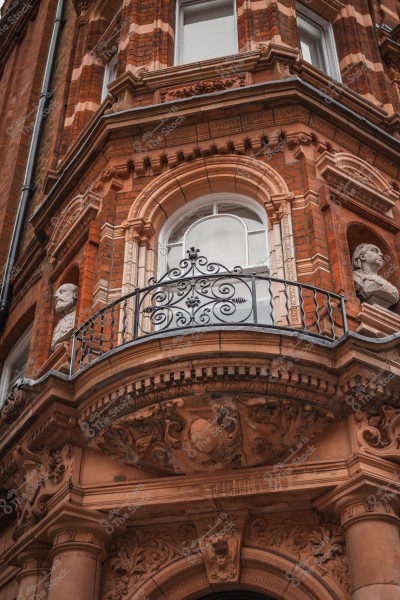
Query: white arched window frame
xmin=158 ymin=193 xmax=269 ymax=276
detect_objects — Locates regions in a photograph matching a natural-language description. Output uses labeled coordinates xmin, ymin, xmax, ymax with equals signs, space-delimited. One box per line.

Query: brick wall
xmin=0 ymin=0 xmax=399 ymax=372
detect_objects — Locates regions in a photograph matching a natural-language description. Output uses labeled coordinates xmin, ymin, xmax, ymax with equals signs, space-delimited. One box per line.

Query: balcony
xmin=70 ymin=248 xmax=348 ymax=374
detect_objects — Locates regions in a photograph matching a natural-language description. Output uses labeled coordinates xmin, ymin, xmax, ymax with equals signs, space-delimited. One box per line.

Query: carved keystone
xmin=189 ymin=510 xmax=247 ymax=583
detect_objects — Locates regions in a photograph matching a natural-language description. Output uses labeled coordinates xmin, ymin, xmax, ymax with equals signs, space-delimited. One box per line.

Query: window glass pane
xmin=169 ymin=207 xmax=214 ymax=243
xmin=298 ymin=16 xmax=327 ymax=72
xmin=249 ymin=231 xmax=267 ymax=266
xmin=186 ymin=215 xmax=246 ymax=267
xmin=300 ymin=39 xmax=312 ymax=64
xmin=182 ymin=0 xmax=236 ymax=64
xmin=217 ymin=204 xmax=263 ymax=231
xmin=102 ymin=52 xmax=118 ymax=100
xmin=167 ymin=244 xmax=183 ymax=270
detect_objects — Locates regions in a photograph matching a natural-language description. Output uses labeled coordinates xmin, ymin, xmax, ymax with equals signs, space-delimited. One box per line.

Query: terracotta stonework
xmin=0 ymin=0 xmax=400 ymax=598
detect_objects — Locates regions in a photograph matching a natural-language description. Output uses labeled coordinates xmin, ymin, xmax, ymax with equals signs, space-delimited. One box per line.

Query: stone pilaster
xmin=318 ymin=483 xmax=400 ymax=600
xmin=47 ymin=514 xmax=107 ymax=600
xmin=16 ymin=543 xmax=52 ymax=600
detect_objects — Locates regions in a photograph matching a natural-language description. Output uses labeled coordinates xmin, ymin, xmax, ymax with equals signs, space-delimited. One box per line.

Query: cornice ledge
xmin=294 ymin=61 xmax=388 ymax=125
xmin=141 ymin=52 xmax=259 ymax=91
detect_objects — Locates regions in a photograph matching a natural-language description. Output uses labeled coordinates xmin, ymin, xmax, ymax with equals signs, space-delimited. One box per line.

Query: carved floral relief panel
xmin=92 ymin=393 xmax=336 ymax=475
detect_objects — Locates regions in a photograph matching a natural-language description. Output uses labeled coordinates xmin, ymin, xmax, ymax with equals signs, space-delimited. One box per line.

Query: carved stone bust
xmin=352 ymin=244 xmax=399 ymax=309
xmin=51 ymin=283 xmax=78 ymax=351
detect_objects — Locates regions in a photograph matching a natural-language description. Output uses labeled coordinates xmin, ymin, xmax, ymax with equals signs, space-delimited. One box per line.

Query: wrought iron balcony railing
xmin=70 ymin=248 xmax=348 ymax=374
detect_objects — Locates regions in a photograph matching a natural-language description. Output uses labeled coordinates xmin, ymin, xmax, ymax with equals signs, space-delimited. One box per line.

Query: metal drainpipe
xmin=0 ymin=0 xmax=66 ymax=334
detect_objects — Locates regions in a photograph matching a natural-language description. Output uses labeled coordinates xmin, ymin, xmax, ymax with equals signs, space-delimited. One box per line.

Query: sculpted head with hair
xmin=352 ymin=243 xmax=399 ymax=309
xmin=51 ymin=283 xmax=78 ymax=351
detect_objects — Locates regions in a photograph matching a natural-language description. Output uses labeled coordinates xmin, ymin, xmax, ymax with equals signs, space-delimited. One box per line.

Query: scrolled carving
xmin=10 ymin=442 xmax=74 ymax=535
xmin=160 ymin=76 xmax=245 ymax=102
xmin=95 ymin=400 xmax=186 ymax=474
xmin=101 ymin=524 xmax=196 ymax=600
xmin=354 ymin=405 xmax=400 ymax=461
xmin=92 ymin=393 xmax=335 ymax=476
xmin=246 ymin=512 xmax=350 ymax=594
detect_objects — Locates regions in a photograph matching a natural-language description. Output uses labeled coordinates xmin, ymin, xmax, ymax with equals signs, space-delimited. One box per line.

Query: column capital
xmin=16 ymin=542 xmax=52 ymax=583
xmin=314 ymin=475 xmax=400 ymax=527
xmin=46 ymin=507 xmax=109 ymax=559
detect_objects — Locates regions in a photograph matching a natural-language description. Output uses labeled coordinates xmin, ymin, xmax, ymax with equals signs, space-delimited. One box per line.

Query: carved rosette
xmin=101 ymin=524 xmax=196 ymax=600
xmin=11 ymin=442 xmax=74 ymax=535
xmin=245 ymin=512 xmax=350 ymax=595
xmin=91 ymin=394 xmax=335 ymax=475
xmin=354 ymin=405 xmax=400 ymax=461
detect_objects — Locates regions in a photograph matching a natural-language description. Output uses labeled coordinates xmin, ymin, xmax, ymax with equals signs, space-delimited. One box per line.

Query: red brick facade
xmin=0 ymin=0 xmax=399 ymax=598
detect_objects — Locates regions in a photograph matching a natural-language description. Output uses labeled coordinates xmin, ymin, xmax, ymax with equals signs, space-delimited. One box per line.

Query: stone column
xmin=47 ymin=522 xmax=106 ymax=600
xmin=338 ymin=495 xmax=400 ymax=600
xmin=16 ymin=543 xmax=52 ymax=600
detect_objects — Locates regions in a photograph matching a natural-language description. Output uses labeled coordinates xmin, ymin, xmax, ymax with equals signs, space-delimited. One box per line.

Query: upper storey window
xmin=296 ymin=2 xmax=341 ymax=81
xmin=101 ymin=51 xmax=118 ymax=101
xmin=175 ymin=0 xmax=237 ymax=65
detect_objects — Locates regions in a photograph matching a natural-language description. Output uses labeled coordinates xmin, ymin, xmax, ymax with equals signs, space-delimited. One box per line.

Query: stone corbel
xmin=265 ymin=193 xmax=293 ymax=222
xmin=104 ymin=72 xmax=144 ymax=114
xmin=256 ymin=44 xmax=300 ymax=79
xmin=71 ymin=0 xmax=93 ymax=16
xmin=353 ymin=406 xmax=400 ymax=462
xmin=123 ymin=218 xmax=155 ymax=248
xmin=12 ymin=441 xmax=75 ymax=539
xmin=189 ymin=510 xmax=248 ymax=583
xmin=286 ymin=132 xmax=316 ymax=159
xmin=101 ymin=161 xmax=134 ymax=189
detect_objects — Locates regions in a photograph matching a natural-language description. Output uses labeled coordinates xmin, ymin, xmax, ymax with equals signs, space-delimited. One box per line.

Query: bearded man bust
xmin=352 ymin=244 xmax=399 ymax=309
xmin=51 ymin=283 xmax=78 ymax=351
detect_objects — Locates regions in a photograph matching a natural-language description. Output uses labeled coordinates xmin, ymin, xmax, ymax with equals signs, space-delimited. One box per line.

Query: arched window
xmin=159 ymin=194 xmax=268 ymax=274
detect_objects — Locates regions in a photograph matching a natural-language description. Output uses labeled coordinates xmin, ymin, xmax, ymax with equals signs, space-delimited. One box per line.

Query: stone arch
xmin=332 ymin=153 xmax=393 ymax=194
xmin=121 ymin=155 xmax=296 ymax=295
xmin=316 ymin=151 xmax=398 ymax=214
xmin=122 ymin=547 xmax=347 ymax=600
xmin=48 ymin=192 xmax=101 ymax=268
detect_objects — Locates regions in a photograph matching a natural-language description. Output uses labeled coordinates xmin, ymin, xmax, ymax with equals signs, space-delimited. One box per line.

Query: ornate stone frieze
xmin=101 ymin=524 xmax=196 ymax=600
xmin=245 ymin=512 xmax=350 ymax=594
xmin=0 ymin=386 xmax=32 ymax=432
xmin=11 ymin=442 xmax=74 ymax=537
xmin=91 ymin=394 xmax=335 ymax=475
xmin=159 ymin=75 xmax=246 ymax=103
xmin=354 ymin=405 xmax=400 ymax=461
